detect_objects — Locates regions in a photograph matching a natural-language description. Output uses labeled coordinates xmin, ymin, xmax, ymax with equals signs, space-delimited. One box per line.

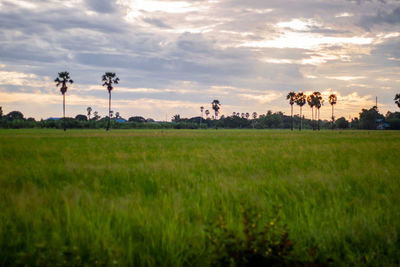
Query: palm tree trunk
xmin=311 ymin=107 xmax=314 ymax=130
xmin=318 ymin=108 xmax=320 ymax=131
xmin=331 ymin=105 xmax=334 ymax=130
xmin=291 ymin=104 xmax=293 ymax=131
xmin=300 ymin=106 xmax=303 ymax=131
xmin=315 ymin=108 xmax=318 ymax=131
xmin=107 ymin=91 xmax=111 ymax=131
xmin=63 ymin=93 xmax=66 ymax=131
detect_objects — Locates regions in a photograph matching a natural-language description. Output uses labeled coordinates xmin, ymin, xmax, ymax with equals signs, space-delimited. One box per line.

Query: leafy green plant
xmin=206 ymin=206 xmax=329 ymax=266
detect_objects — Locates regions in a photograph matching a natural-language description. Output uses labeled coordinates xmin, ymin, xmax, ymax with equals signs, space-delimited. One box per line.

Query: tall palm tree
xmin=286 ymin=91 xmax=296 ymax=130
xmin=307 ymin=94 xmax=315 ymax=130
xmin=200 ymin=106 xmax=204 ymax=126
xmin=102 ymin=72 xmax=119 ymax=131
xmin=211 ymin=99 xmax=221 ymax=129
xmin=245 ymin=112 xmax=250 ymax=120
xmin=394 ymin=94 xmax=400 ymax=109
xmin=87 ymin=107 xmax=92 ymax=120
xmin=205 ymin=109 xmax=210 ymax=118
xmin=211 ymin=100 xmax=221 ymax=119
xmin=55 ymin=71 xmax=73 ymax=131
xmin=295 ymin=92 xmax=306 ymax=131
xmin=252 ymin=112 xmax=257 ymax=129
xmin=329 ymin=94 xmax=337 ymax=130
xmin=313 ymin=92 xmax=323 ymax=131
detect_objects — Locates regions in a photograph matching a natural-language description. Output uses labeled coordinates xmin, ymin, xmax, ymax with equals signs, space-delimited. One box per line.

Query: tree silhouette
xmin=54 ymin=71 xmax=73 ymax=131
xmin=329 ymin=94 xmax=337 ymax=130
xmin=211 ymin=100 xmax=221 ymax=119
xmin=312 ymin=92 xmax=323 ymax=131
xmin=307 ymin=94 xmax=315 ymax=130
xmin=0 ymin=106 xmax=3 ymax=118
xmin=286 ymin=91 xmax=296 ymax=130
xmin=93 ymin=111 xmax=100 ymax=121
xmin=211 ymin=100 xmax=221 ymax=129
xmin=245 ymin=112 xmax=250 ymax=120
xmin=102 ymin=72 xmax=119 ymax=131
xmin=394 ymin=94 xmax=400 ymax=109
xmin=252 ymin=112 xmax=257 ymax=128
xmin=295 ymin=92 xmax=306 ymax=130
xmin=205 ymin=109 xmax=210 ymax=118
xmin=87 ymin=107 xmax=92 ymax=120
xmin=200 ymin=106 xmax=204 ymax=126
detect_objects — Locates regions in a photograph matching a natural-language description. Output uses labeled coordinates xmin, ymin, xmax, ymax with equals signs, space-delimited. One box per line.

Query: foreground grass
xmin=0 ymin=129 xmax=399 ymax=266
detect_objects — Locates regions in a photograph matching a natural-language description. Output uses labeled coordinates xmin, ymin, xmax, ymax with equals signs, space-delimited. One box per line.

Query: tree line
xmin=1 ymin=71 xmax=400 ymax=130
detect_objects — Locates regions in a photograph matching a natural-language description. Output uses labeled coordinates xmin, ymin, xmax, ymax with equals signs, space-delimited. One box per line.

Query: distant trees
xmin=6 ymin=111 xmax=24 ymax=120
xmin=336 ymin=117 xmax=349 ymax=129
xmin=286 ymin=92 xmax=296 ymax=130
xmin=54 ymin=71 xmax=73 ymax=131
xmin=295 ymin=92 xmax=306 ymax=131
xmin=93 ymin=111 xmax=100 ymax=121
xmin=75 ymin=114 xmax=88 ymax=121
xmin=205 ymin=110 xmax=210 ymax=118
xmin=129 ymin=116 xmax=146 ymax=123
xmin=172 ymin=114 xmax=181 ymax=122
xmin=102 ymin=72 xmax=119 ymax=131
xmin=329 ymin=94 xmax=337 ymax=129
xmin=0 ymin=106 xmax=2 ymax=118
xmin=359 ymin=106 xmax=382 ymax=130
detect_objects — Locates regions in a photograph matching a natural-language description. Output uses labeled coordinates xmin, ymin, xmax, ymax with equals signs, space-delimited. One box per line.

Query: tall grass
xmin=0 ymin=129 xmax=399 ymax=266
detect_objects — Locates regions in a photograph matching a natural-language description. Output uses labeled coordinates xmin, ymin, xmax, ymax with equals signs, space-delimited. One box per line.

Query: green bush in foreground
xmin=207 ymin=206 xmax=328 ymax=267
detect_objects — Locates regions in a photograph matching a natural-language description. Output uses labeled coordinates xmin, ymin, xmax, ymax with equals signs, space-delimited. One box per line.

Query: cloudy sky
xmin=0 ymin=0 xmax=399 ymax=121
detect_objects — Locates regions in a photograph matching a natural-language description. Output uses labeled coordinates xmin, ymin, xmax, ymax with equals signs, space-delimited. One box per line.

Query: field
xmin=0 ymin=129 xmax=399 ymax=266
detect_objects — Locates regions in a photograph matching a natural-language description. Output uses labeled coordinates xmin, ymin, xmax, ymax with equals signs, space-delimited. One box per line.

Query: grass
xmin=0 ymin=129 xmax=399 ymax=266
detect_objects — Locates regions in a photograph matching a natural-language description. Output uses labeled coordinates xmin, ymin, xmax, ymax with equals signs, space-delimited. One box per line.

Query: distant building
xmin=115 ymin=118 xmax=127 ymax=123
xmin=46 ymin=117 xmax=61 ymax=121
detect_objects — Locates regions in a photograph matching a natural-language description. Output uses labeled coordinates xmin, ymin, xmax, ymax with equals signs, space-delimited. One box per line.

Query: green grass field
xmin=0 ymin=129 xmax=399 ymax=266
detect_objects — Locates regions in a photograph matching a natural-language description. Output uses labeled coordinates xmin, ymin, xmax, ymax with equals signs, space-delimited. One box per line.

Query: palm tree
xmin=295 ymin=92 xmax=306 ymax=131
xmin=252 ymin=112 xmax=257 ymax=128
xmin=211 ymin=100 xmax=221 ymax=129
xmin=313 ymin=92 xmax=323 ymax=130
xmin=329 ymin=94 xmax=337 ymax=130
xmin=87 ymin=107 xmax=92 ymax=120
xmin=307 ymin=94 xmax=315 ymax=130
xmin=286 ymin=91 xmax=296 ymax=130
xmin=205 ymin=109 xmax=210 ymax=118
xmin=102 ymin=72 xmax=119 ymax=131
xmin=245 ymin=112 xmax=250 ymax=120
xmin=211 ymin=100 xmax=221 ymax=119
xmin=55 ymin=71 xmax=73 ymax=131
xmin=394 ymin=94 xmax=400 ymax=109
xmin=200 ymin=106 xmax=204 ymax=126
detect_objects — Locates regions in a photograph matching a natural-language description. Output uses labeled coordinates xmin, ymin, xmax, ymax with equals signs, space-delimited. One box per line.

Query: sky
xmin=0 ymin=0 xmax=399 ymax=121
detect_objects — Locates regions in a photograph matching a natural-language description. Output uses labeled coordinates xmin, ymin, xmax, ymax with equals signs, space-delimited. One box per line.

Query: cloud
xmin=0 ymin=0 xmax=399 ymax=121
xmin=359 ymin=7 xmax=400 ymax=30
xmin=85 ymin=0 xmax=117 ymax=13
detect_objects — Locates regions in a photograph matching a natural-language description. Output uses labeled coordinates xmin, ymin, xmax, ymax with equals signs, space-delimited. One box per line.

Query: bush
xmin=207 ymin=206 xmax=327 ymax=266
